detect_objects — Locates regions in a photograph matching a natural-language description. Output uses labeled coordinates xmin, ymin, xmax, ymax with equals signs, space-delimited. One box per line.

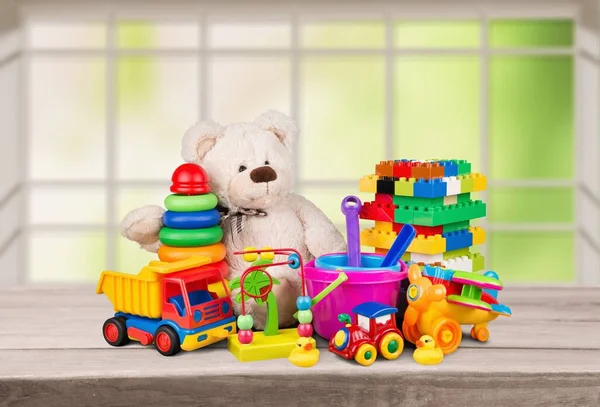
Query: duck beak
xmin=416 ymin=340 xmax=423 ymax=348
xmin=303 ymin=343 xmax=313 ymax=351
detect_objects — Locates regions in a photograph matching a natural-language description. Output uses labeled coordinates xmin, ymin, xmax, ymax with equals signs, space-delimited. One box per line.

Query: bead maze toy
xmin=328 ymin=302 xmax=404 ymax=367
xmin=359 ymin=159 xmax=487 ymax=273
xmin=227 ymin=247 xmax=347 ymax=362
xmin=97 ymin=256 xmax=235 ymax=356
xmin=304 ymin=195 xmax=414 ymax=340
xmin=402 ymin=263 xmax=512 ymax=355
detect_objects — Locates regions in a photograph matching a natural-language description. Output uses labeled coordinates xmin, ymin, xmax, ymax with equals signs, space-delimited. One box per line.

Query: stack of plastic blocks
xmin=157 ymin=163 xmax=226 ymax=264
xmin=359 ymin=159 xmax=487 ymax=272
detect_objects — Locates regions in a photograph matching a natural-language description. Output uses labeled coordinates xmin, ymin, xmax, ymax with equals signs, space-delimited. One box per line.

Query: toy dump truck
xmin=96 ymin=256 xmax=236 ymax=356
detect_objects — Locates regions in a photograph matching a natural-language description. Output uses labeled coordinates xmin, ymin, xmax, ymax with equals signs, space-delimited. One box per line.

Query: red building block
xmin=374 ymin=193 xmax=394 ymax=205
xmin=393 ymin=160 xmax=419 ymax=178
xmin=375 ymin=160 xmax=394 ymax=177
xmin=392 ymin=223 xmax=443 ymax=237
xmin=411 ymin=162 xmax=445 ymax=180
xmin=359 ymin=202 xmax=396 ymax=222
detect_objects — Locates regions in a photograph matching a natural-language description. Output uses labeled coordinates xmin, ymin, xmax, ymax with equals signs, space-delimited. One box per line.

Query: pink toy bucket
xmin=302 ymin=254 xmax=408 ymax=340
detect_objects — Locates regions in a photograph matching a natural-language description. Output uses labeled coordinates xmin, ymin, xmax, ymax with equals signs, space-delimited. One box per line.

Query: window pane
xmin=301 ymin=21 xmax=385 ymax=48
xmin=489 ymin=232 xmax=574 ymax=283
xmin=116 ymin=232 xmax=159 ymax=272
xmin=117 ymin=187 xmax=166 ymax=222
xmin=0 ymin=59 xmax=20 ymax=197
xmin=301 ymin=56 xmax=384 ymax=180
xmin=490 ymin=187 xmax=574 ymax=223
xmin=28 ymin=22 xmax=106 ymax=49
xmin=395 ymin=20 xmax=480 ymax=48
xmin=490 ymin=56 xmax=573 ymax=179
xmin=394 ymin=56 xmax=480 ymax=168
xmin=29 ymin=232 xmax=106 ymax=282
xmin=0 ymin=191 xmax=22 ymax=246
xmin=29 ymin=57 xmax=106 ymax=180
xmin=490 ymin=19 xmax=574 ymax=48
xmin=117 ymin=56 xmax=199 ymax=180
xmin=208 ymin=57 xmax=290 ymax=123
xmin=29 ymin=187 xmax=106 ymax=225
xmin=117 ymin=21 xmax=199 ymax=49
xmin=208 ymin=22 xmax=290 ymax=48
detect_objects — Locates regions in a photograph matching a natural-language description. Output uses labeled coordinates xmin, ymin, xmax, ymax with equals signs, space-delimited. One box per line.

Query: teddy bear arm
xmin=288 ymin=193 xmax=347 ymax=258
xmin=120 ymin=205 xmax=165 ymax=253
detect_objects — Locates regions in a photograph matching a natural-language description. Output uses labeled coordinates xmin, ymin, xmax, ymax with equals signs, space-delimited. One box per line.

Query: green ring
xmin=164 ymin=193 xmax=218 ymax=212
xmin=159 ymin=226 xmax=223 ymax=247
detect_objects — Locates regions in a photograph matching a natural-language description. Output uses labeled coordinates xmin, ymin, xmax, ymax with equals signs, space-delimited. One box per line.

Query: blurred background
xmin=0 ymin=0 xmax=598 ymax=286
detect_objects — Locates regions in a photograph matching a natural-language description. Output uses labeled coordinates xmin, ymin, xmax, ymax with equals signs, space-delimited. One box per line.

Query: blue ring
xmin=163 ymin=209 xmax=221 ymax=229
xmin=334 ymin=328 xmax=350 ymax=350
xmin=288 ymin=253 xmax=301 ymax=269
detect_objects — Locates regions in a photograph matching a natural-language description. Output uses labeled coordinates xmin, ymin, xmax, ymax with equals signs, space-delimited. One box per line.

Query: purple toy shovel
xmin=341 ymin=195 xmax=362 ymax=267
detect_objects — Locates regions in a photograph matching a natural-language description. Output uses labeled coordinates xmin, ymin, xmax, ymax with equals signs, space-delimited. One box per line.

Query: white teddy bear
xmin=120 ymin=110 xmax=347 ymax=329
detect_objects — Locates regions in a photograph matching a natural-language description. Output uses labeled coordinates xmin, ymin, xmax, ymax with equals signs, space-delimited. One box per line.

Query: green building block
xmin=470 ymin=253 xmax=485 ymax=272
xmin=442 ymin=220 xmax=470 ymax=233
xmin=443 ymin=247 xmax=472 ymax=259
xmin=459 ymin=175 xmax=475 ymax=193
xmin=454 ymin=159 xmax=472 ymax=175
xmin=393 ymin=195 xmax=444 ymax=207
xmin=400 ymin=200 xmax=486 ymax=227
xmin=394 ymin=178 xmax=415 ymax=196
xmin=456 ymin=193 xmax=471 ymax=203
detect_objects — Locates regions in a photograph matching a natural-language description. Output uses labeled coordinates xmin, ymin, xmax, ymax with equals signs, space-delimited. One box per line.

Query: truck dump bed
xmin=96 ymin=256 xmax=212 ymax=318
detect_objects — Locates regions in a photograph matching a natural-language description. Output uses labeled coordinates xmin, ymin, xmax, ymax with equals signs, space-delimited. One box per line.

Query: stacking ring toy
xmin=158 ymin=242 xmax=227 ymax=263
xmin=159 ymin=226 xmax=223 ymax=247
xmin=164 ymin=193 xmax=218 ymax=212
xmin=162 ymin=209 xmax=220 ymax=229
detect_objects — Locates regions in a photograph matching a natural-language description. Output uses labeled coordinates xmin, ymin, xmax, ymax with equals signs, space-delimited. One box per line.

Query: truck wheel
xmin=103 ymin=317 xmax=130 ymax=347
xmin=155 ymin=326 xmax=181 ymax=356
xmin=354 ymin=343 xmax=377 ymax=366
xmin=379 ymin=332 xmax=404 ymax=360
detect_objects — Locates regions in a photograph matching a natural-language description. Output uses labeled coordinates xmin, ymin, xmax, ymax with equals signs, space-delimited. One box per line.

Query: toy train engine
xmin=328 ymin=302 xmax=404 ymax=366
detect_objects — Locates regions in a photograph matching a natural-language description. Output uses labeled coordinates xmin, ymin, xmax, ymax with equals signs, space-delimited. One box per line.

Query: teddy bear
xmin=120 ymin=110 xmax=347 ymax=330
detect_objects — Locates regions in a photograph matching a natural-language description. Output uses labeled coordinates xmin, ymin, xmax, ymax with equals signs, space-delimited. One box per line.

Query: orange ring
xmin=158 ymin=243 xmax=227 ymax=263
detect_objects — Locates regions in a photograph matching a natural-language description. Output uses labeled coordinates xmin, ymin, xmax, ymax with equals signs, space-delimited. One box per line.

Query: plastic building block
xmin=444 ymin=221 xmax=471 ymax=233
xmin=399 ymin=200 xmax=486 ymax=227
xmin=393 ymin=223 xmax=443 ymax=237
xmin=443 ymin=176 xmax=462 ymax=196
xmin=360 ymin=202 xmax=396 ymax=222
xmin=359 ymin=174 xmax=379 ymax=193
xmin=394 ymin=177 xmax=416 ymax=196
xmin=442 ymin=229 xmax=473 ymax=252
xmin=393 ymin=160 xmax=417 ymax=178
xmin=443 ymin=253 xmax=485 ymax=273
xmin=393 ymin=195 xmax=445 ymax=207
xmin=376 ymin=160 xmax=395 ymax=177
xmin=412 ymin=162 xmax=444 ymax=179
xmin=360 ymin=228 xmax=397 ymax=249
xmin=443 ymin=195 xmax=458 ymax=205
xmin=454 ymin=159 xmax=472 ymax=175
xmin=375 ymin=247 xmax=388 ymax=255
xmin=407 ymin=234 xmax=446 ymax=254
xmin=438 ymin=160 xmax=458 ymax=177
xmin=329 ymin=302 xmax=404 ymax=366
xmin=377 ymin=177 xmax=396 ymax=195
xmin=413 ymin=178 xmax=447 ymax=198
xmin=457 ymin=193 xmax=471 ymax=203
xmin=469 ymin=226 xmax=486 ymax=245
xmin=375 ymin=193 xmax=394 ymax=205
xmin=458 ymin=175 xmax=474 ymax=194
xmin=97 ymin=257 xmax=235 ymax=356
xmin=470 ymin=173 xmax=487 ymax=191
xmin=375 ymin=221 xmax=393 ymax=232
xmin=407 ymin=247 xmax=472 ymax=265
xmin=228 ymin=328 xmax=300 ymax=362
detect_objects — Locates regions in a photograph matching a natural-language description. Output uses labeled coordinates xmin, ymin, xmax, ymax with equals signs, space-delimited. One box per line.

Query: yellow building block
xmin=227 ymin=328 xmax=300 ymax=362
xmin=374 ymin=221 xmax=393 ymax=232
xmin=359 ymin=174 xmax=379 ymax=193
xmin=469 ymin=226 xmax=486 ymax=245
xmin=470 ymin=173 xmax=487 ymax=192
xmin=407 ymin=234 xmax=446 ymax=255
xmin=360 ymin=228 xmax=397 ymax=249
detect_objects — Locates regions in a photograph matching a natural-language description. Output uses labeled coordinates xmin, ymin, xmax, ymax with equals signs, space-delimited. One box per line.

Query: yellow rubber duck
xmin=413 ymin=335 xmax=444 ymax=365
xmin=288 ymin=337 xmax=319 ymax=368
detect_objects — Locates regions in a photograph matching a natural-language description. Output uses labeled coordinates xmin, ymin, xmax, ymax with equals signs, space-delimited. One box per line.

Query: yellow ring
xmin=354 ymin=343 xmax=377 ymax=366
xmin=379 ymin=332 xmax=404 ymax=360
xmin=158 ymin=243 xmax=226 ymax=263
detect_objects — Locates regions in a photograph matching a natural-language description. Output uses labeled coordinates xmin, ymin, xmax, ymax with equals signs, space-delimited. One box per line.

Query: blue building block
xmin=413 ymin=178 xmax=447 ymax=198
xmin=443 ymin=229 xmax=473 ymax=252
xmin=438 ymin=160 xmax=458 ymax=177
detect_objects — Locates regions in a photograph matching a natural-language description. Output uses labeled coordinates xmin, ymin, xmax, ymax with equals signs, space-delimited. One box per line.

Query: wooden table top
xmin=0 ymin=285 xmax=599 ymax=407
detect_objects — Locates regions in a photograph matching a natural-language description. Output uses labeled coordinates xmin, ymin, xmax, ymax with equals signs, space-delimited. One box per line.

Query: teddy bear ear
xmin=181 ymin=120 xmax=225 ymax=163
xmin=254 ymin=109 xmax=299 ymax=150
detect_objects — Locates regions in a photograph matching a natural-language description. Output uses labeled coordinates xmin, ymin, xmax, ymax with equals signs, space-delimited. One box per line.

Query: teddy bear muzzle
xmin=250 ymin=166 xmax=278 ymax=183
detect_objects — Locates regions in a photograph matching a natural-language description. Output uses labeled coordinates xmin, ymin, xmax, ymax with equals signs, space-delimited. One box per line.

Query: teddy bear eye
xmin=264 ymin=160 xmax=270 ymax=165
xmin=238 ymin=165 xmax=247 ymax=172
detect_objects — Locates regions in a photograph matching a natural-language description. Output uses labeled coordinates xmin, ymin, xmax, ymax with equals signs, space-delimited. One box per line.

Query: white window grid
xmin=13 ymin=3 xmax=598 ymax=283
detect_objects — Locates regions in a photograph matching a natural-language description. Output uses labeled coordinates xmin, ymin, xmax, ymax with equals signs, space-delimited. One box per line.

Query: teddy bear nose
xmin=250 ymin=166 xmax=278 ymax=183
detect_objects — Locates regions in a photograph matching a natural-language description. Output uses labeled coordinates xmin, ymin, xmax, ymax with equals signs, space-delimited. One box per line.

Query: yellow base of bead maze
xmin=227 ymin=328 xmax=300 ymax=362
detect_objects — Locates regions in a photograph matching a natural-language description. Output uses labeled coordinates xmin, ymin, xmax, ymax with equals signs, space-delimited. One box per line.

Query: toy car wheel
xmin=431 ymin=317 xmax=462 ymax=355
xmin=471 ymin=327 xmax=489 ymax=342
xmin=102 ymin=317 xmax=130 ymax=347
xmin=379 ymin=332 xmax=404 ymax=360
xmin=401 ymin=320 xmax=421 ymax=344
xmin=155 ymin=326 xmax=181 ymax=357
xmin=354 ymin=343 xmax=377 ymax=367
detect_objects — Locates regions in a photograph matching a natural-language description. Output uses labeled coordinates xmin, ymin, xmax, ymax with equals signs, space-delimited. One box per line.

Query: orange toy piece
xmin=158 ymin=242 xmax=227 ymax=263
